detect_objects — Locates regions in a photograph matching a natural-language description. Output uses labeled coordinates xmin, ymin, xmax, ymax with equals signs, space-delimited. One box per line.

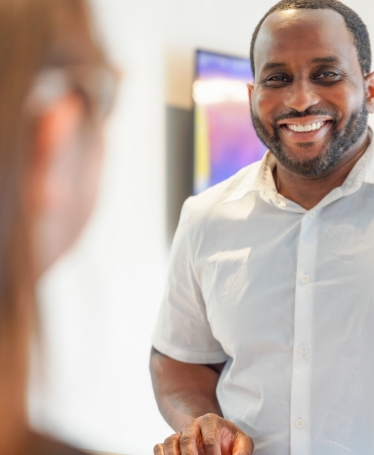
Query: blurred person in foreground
xmin=0 ymin=0 xmax=117 ymax=453
xmin=151 ymin=0 xmax=374 ymax=454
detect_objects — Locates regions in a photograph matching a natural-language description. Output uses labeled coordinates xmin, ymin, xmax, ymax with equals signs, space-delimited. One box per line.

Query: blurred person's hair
xmin=0 ymin=0 xmax=109 ymax=338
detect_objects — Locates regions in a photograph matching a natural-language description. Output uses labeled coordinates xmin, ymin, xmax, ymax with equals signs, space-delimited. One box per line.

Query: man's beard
xmin=250 ymin=101 xmax=368 ymax=177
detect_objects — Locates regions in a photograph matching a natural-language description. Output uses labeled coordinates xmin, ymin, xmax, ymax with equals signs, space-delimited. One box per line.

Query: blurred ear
xmin=30 ymin=93 xmax=84 ymax=214
xmin=365 ymin=72 xmax=374 ymax=114
xmin=247 ymin=82 xmax=254 ymax=105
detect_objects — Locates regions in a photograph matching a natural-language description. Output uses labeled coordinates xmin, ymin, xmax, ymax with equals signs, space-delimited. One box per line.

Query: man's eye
xmin=315 ymin=71 xmax=339 ymax=79
xmin=263 ymin=75 xmax=291 ymax=86
xmin=267 ymin=75 xmax=289 ymax=82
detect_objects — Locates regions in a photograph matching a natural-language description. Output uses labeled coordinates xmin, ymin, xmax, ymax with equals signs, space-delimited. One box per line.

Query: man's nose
xmin=283 ymin=79 xmax=320 ymax=112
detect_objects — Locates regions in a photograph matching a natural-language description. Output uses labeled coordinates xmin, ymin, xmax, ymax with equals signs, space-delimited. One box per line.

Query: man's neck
xmin=274 ymin=130 xmax=371 ymax=210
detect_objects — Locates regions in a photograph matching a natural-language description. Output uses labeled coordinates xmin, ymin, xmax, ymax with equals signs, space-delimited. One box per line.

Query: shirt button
xmin=308 ymin=210 xmax=316 ymax=219
xmin=295 ymin=419 xmax=305 ymax=428
xmin=299 ymin=345 xmax=308 ymax=354
xmin=300 ymin=274 xmax=310 ymax=284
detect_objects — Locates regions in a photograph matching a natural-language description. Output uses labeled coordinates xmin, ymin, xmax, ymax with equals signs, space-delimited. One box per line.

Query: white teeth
xmin=287 ymin=121 xmax=326 ymax=132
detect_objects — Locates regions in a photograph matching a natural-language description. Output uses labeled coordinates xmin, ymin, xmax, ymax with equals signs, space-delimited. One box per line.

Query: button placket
xmin=295 ymin=419 xmax=306 ymax=429
xmin=300 ymin=274 xmax=310 ymax=284
xmin=290 ymin=214 xmax=318 ymax=455
xmin=308 ymin=210 xmax=316 ymax=220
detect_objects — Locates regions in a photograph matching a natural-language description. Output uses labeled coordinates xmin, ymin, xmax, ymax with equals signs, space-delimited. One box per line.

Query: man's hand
xmin=154 ymin=413 xmax=254 ymax=455
xmin=149 ymin=350 xmax=253 ymax=454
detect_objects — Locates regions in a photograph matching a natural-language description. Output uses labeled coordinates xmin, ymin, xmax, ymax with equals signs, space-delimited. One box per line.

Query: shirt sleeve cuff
xmin=152 ymin=337 xmax=229 ymax=364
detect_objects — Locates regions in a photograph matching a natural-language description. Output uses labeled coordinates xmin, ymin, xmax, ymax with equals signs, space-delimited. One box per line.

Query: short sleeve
xmin=152 ymin=198 xmax=228 ymax=364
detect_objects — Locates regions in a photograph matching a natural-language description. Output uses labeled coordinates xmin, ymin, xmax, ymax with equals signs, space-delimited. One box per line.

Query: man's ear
xmin=29 ymin=93 xmax=84 ymax=214
xmin=365 ymin=72 xmax=374 ymax=113
xmin=247 ymin=82 xmax=254 ymax=105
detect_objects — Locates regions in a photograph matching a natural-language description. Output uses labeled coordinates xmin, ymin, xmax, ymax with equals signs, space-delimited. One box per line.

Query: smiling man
xmin=150 ymin=1 xmax=374 ymax=454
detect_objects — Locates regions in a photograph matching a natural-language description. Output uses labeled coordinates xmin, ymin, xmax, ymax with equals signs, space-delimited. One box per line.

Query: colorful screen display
xmin=193 ymin=49 xmax=267 ymax=194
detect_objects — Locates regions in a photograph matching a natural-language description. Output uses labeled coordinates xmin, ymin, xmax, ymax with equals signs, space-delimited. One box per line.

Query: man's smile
xmin=285 ymin=121 xmax=327 ymax=132
xmin=277 ymin=116 xmax=334 ymax=142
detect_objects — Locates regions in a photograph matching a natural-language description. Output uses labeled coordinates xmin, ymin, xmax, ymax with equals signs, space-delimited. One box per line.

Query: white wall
xmin=31 ymin=1 xmax=374 ymax=454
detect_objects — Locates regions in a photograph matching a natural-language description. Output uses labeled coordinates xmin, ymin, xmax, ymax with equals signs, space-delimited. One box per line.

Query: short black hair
xmin=250 ymin=0 xmax=371 ymax=77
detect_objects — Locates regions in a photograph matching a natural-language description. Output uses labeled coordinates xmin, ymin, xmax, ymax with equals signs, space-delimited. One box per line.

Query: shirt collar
xmin=363 ymin=128 xmax=374 ymax=184
xmin=222 ymin=127 xmax=374 ymax=210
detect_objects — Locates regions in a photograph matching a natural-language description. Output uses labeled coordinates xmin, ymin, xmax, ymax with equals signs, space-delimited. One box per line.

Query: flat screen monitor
xmin=193 ymin=49 xmax=267 ymax=194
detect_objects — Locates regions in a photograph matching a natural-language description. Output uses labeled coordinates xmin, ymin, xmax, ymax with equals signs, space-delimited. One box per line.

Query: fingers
xmin=156 ymin=415 xmax=254 ymax=455
xmin=199 ymin=414 xmax=221 ymax=455
xmin=201 ymin=414 xmax=254 ymax=455
xmin=231 ymin=432 xmax=254 ymax=455
xmin=179 ymin=423 xmax=200 ymax=455
xmin=154 ymin=443 xmax=165 ymax=455
xmin=157 ymin=430 xmax=200 ymax=455
xmin=215 ymin=418 xmax=254 ymax=455
xmin=164 ymin=433 xmax=182 ymax=455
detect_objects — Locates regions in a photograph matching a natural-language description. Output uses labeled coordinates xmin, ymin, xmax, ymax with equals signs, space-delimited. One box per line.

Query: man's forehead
xmin=254 ymin=8 xmax=356 ymax=69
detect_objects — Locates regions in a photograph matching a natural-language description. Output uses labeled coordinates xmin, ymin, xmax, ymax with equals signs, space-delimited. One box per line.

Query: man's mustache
xmin=273 ymin=108 xmax=338 ymax=123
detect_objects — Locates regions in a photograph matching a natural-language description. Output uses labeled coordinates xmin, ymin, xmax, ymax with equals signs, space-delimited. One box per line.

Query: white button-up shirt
xmin=153 ymin=138 xmax=374 ymax=455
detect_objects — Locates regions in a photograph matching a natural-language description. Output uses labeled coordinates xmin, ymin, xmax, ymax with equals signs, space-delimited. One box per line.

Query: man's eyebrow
xmin=260 ymin=56 xmax=341 ymax=73
xmin=261 ymin=62 xmax=286 ymax=72
xmin=311 ymin=56 xmax=340 ymax=64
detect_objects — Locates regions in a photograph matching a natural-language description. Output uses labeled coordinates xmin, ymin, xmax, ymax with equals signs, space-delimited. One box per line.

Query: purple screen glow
xmin=193 ymin=50 xmax=267 ymax=194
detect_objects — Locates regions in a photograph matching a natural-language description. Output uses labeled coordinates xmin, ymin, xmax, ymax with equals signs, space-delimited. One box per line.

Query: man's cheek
xmin=255 ymin=93 xmax=273 ymax=115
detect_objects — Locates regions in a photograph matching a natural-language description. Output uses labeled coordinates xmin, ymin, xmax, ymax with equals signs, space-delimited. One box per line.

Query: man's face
xmin=249 ymin=9 xmax=369 ymax=177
